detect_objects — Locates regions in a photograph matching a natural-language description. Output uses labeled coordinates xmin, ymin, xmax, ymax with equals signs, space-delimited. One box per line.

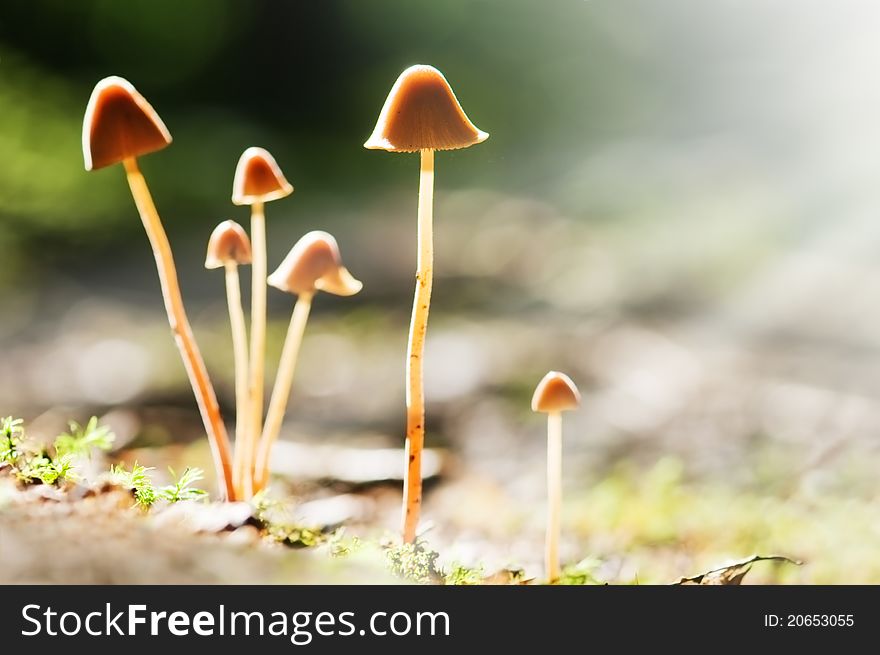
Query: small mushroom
xmin=205 ymin=220 xmax=253 ymax=499
xmin=82 ymin=76 xmax=234 ymax=499
xmin=365 ymin=64 xmax=488 ymax=543
xmin=232 ymin=147 xmax=293 ymax=488
xmin=531 ymin=371 xmax=581 ymax=582
xmin=253 ymin=231 xmax=362 ymax=492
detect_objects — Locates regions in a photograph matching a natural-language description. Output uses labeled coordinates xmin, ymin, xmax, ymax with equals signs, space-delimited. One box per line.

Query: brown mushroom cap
xmin=531 ymin=371 xmax=581 ymax=413
xmin=268 ymin=231 xmax=362 ymax=297
xmin=231 ymin=147 xmax=293 ymax=206
xmin=82 ymin=76 xmax=172 ymax=171
xmin=205 ymin=220 xmax=253 ymax=269
xmin=364 ymin=65 xmax=488 ymax=153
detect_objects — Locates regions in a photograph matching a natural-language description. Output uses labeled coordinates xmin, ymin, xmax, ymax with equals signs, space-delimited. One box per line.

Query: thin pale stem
xmin=248 ymin=202 xmax=267 ymax=487
xmin=225 ymin=262 xmax=251 ymax=500
xmin=253 ymin=292 xmax=313 ymax=491
xmin=122 ymin=157 xmax=234 ymax=500
xmin=402 ymin=148 xmax=434 ymax=543
xmin=546 ymin=411 xmax=563 ymax=582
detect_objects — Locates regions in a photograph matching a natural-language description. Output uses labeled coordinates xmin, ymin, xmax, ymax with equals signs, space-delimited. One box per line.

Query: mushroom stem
xmin=545 ymin=410 xmax=563 ymax=582
xmin=248 ymin=200 xmax=267 ymax=484
xmin=253 ymin=291 xmax=314 ymax=491
xmin=122 ymin=157 xmax=235 ymax=500
xmin=402 ymin=148 xmax=435 ymax=543
xmin=225 ymin=261 xmax=251 ymax=499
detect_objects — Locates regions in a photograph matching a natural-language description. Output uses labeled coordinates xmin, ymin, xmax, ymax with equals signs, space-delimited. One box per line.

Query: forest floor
xmin=3 ymin=443 xmax=875 ymax=584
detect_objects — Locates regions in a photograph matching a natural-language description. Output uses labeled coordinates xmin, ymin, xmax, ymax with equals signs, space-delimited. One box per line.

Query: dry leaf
xmin=673 ymin=555 xmax=802 ymax=585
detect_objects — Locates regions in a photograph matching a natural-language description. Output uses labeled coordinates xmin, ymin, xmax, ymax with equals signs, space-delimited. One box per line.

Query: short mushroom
xmin=365 ymin=64 xmax=488 ymax=543
xmin=205 ymin=220 xmax=253 ymax=499
xmin=232 ymin=147 xmax=293 ymax=487
xmin=82 ymin=76 xmax=235 ymax=499
xmin=531 ymin=371 xmax=581 ymax=582
xmin=253 ymin=231 xmax=362 ymax=492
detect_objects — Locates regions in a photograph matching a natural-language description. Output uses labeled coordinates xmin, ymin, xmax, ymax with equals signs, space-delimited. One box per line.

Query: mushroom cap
xmin=364 ymin=65 xmax=488 ymax=153
xmin=232 ymin=147 xmax=293 ymax=206
xmin=268 ymin=231 xmax=363 ymax=297
xmin=531 ymin=371 xmax=581 ymax=413
xmin=205 ymin=220 xmax=252 ymax=269
xmin=82 ymin=76 xmax=172 ymax=171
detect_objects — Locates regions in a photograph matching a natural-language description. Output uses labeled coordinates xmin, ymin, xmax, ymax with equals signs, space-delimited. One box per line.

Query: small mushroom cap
xmin=232 ymin=147 xmax=293 ymax=206
xmin=82 ymin=76 xmax=172 ymax=171
xmin=364 ymin=65 xmax=488 ymax=153
xmin=205 ymin=220 xmax=252 ymax=269
xmin=531 ymin=371 xmax=581 ymax=413
xmin=268 ymin=231 xmax=363 ymax=297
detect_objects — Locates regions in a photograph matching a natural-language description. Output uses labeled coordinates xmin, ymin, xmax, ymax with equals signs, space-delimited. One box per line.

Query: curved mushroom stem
xmin=402 ymin=148 xmax=434 ymax=543
xmin=225 ymin=261 xmax=251 ymax=500
xmin=248 ymin=201 xmax=267 ymax=485
xmin=122 ymin=157 xmax=235 ymax=500
xmin=253 ymin=291 xmax=314 ymax=492
xmin=546 ymin=410 xmax=563 ymax=582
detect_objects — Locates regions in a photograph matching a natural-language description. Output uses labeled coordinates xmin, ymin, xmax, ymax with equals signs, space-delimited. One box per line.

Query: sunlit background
xmin=3 ymin=0 xmax=880 ymax=582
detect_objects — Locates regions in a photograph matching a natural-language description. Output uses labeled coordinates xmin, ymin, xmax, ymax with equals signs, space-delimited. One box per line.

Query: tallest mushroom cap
xmin=364 ymin=65 xmax=489 ymax=153
xmin=82 ymin=76 xmax=172 ymax=171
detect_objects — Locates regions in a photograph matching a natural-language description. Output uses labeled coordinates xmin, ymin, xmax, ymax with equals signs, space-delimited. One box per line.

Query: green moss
xmin=444 ymin=562 xmax=484 ymax=585
xmin=110 ymin=464 xmax=209 ymax=508
xmin=1 ymin=416 xmax=114 ymax=486
xmin=385 ymin=541 xmax=441 ymax=584
xmin=557 ymin=558 xmax=605 ymax=585
xmin=253 ymin=494 xmax=328 ymax=548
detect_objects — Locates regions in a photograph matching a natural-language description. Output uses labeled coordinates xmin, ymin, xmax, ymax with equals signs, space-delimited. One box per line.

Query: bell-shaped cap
xmin=268 ymin=231 xmax=362 ymax=297
xmin=232 ymin=147 xmax=293 ymax=206
xmin=364 ymin=65 xmax=488 ymax=153
xmin=531 ymin=371 xmax=581 ymax=413
xmin=205 ymin=220 xmax=252 ymax=269
xmin=82 ymin=76 xmax=172 ymax=171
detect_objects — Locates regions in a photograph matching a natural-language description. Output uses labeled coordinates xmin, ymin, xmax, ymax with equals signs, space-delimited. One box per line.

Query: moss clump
xmin=557 ymin=557 xmax=605 ymax=585
xmin=1 ymin=416 xmax=114 ymax=486
xmin=444 ymin=562 xmax=484 ymax=585
xmin=384 ymin=541 xmax=441 ymax=584
xmin=110 ymin=464 xmax=208 ymax=508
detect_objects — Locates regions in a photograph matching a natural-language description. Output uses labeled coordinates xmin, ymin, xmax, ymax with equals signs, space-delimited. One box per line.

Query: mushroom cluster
xmin=81 ymin=78 xmax=360 ymax=501
xmin=83 ymin=67 xmax=584 ymax=576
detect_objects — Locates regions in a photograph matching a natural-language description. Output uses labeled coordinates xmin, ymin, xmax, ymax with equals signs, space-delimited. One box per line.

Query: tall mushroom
xmin=531 ymin=371 xmax=581 ymax=583
xmin=82 ymin=76 xmax=235 ymax=500
xmin=365 ymin=64 xmax=488 ymax=543
xmin=205 ymin=220 xmax=253 ymax=499
xmin=232 ymin=147 xmax=293 ymax=486
xmin=253 ymin=231 xmax=362 ymax=492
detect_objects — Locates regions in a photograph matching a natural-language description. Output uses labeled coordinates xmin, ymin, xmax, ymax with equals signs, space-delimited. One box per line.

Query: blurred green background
xmin=3 ymin=0 xmax=880 ymax=581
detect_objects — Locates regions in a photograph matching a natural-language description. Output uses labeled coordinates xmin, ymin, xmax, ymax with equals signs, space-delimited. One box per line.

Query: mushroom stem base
xmin=123 ymin=157 xmax=235 ymax=500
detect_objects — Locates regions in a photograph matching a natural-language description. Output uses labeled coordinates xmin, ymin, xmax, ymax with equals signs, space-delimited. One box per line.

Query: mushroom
xmin=205 ymin=220 xmax=253 ymax=499
xmin=252 ymin=231 xmax=362 ymax=492
xmin=365 ymin=64 xmax=488 ymax=543
xmin=531 ymin=371 xmax=581 ymax=582
xmin=232 ymin=147 xmax=293 ymax=487
xmin=82 ymin=76 xmax=235 ymax=500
